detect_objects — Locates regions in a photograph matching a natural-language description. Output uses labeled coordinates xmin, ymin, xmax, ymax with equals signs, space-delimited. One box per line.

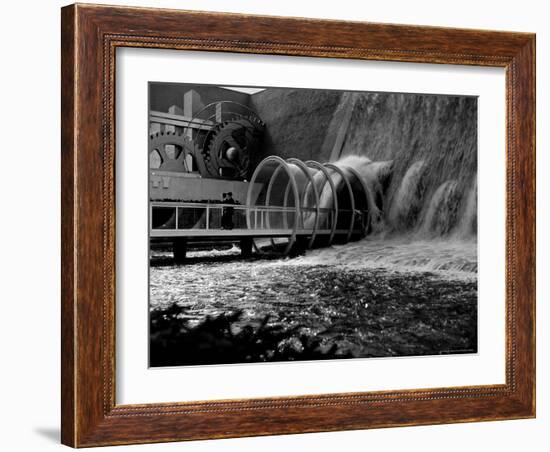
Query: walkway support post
xmin=172 ymin=238 xmax=187 ymax=263
xmin=240 ymin=237 xmax=253 ymax=257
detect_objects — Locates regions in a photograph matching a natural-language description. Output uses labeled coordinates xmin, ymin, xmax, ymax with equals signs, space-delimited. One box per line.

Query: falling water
xmin=418 ymin=180 xmax=460 ymax=237
xmin=332 ymin=156 xmax=392 ymax=231
xmin=455 ymin=179 xmax=477 ymax=239
xmin=304 ymin=148 xmax=477 ymax=277
xmin=387 ymin=160 xmax=427 ymax=232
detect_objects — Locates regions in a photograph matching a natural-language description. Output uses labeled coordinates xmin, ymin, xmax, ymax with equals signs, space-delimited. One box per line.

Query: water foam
xmin=298 ymin=150 xmax=478 ymax=279
xmin=288 ymin=238 xmax=477 ymax=280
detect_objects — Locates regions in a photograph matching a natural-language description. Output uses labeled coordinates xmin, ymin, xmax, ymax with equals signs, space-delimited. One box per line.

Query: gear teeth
xmin=244 ymin=114 xmax=264 ymax=129
xmin=173 ymin=102 xmax=265 ymax=179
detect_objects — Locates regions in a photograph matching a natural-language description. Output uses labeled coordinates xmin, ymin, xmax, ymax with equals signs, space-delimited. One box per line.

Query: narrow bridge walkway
xmin=150 ymin=156 xmax=373 ymax=259
xmin=151 ymin=200 xmax=365 ymax=260
xmin=150 ymin=201 xmax=360 ymax=236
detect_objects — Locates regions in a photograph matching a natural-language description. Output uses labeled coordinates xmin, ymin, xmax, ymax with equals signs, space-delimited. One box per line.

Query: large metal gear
xmin=148 ymin=130 xmax=193 ymax=172
xmin=186 ymin=102 xmax=265 ymax=180
xmin=150 ymin=102 xmax=265 ymax=180
xmin=200 ymin=115 xmax=264 ymax=179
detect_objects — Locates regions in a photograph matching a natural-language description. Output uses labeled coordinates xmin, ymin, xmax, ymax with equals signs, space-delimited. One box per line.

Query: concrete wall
xmin=339 ymin=93 xmax=478 ymax=196
xmin=249 ymin=88 xmax=343 ymax=162
xmin=149 ymin=83 xmax=251 ymax=115
xmin=248 ymin=89 xmax=477 ymax=183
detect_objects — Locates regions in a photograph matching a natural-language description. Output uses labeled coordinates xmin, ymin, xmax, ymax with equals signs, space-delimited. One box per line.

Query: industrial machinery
xmin=149 ymin=95 xmax=373 ymax=261
xmin=149 ymin=101 xmax=265 ymax=180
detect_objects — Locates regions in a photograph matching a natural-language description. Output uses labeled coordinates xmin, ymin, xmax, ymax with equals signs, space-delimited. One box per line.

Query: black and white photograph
xmin=148 ymin=82 xmax=478 ymax=367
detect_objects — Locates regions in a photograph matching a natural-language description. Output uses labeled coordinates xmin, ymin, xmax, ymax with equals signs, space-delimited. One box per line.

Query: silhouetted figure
xmin=221 ymin=193 xmax=228 ymax=229
xmin=225 ymin=192 xmax=235 ymax=230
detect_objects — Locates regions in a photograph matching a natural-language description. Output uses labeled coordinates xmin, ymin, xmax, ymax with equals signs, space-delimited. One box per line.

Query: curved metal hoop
xmin=342 ymin=165 xmax=372 ymax=236
xmin=264 ymin=164 xmax=290 ymax=250
xmin=305 ymin=160 xmax=339 ymax=246
xmin=324 ymin=163 xmax=356 ymax=243
xmin=246 ymin=156 xmax=300 ymax=255
xmin=246 ymin=156 xmax=370 ymax=255
xmin=287 ymin=158 xmax=321 ymax=249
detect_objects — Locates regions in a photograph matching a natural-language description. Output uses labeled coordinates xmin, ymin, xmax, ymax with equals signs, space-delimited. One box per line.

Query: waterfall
xmin=312 ymin=152 xmax=477 ymax=276
xmin=387 ymin=160 xmax=426 ymax=232
xmin=328 ymin=154 xmax=477 ymax=241
xmin=284 ymin=93 xmax=477 ymax=275
xmin=418 ymin=180 xmax=460 ymax=237
xmin=455 ymin=178 xmax=477 ymax=239
xmin=331 ymin=155 xmax=393 ymax=233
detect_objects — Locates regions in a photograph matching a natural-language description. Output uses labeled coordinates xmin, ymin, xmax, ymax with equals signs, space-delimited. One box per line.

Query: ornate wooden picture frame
xmin=61 ymin=3 xmax=535 ymax=447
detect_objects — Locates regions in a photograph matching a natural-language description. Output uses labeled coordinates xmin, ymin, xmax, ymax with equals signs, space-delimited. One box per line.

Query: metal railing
xmin=150 ymin=201 xmax=350 ymax=234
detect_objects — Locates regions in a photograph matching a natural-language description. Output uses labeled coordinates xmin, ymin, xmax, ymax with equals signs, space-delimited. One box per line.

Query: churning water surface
xmin=150 ymin=239 xmax=478 ymax=359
